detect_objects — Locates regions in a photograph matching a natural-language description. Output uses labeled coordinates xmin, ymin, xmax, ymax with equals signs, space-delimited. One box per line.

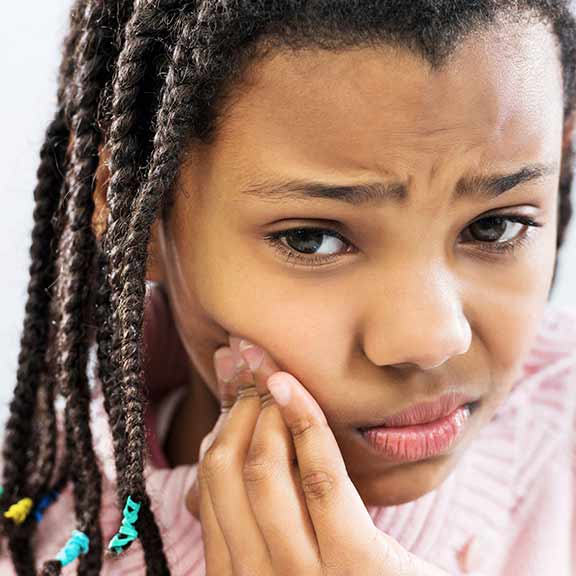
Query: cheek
xmin=470 ymin=223 xmax=557 ymax=397
xmin=167 ymin=188 xmax=558 ymax=418
xmin=193 ymin=251 xmax=355 ymax=404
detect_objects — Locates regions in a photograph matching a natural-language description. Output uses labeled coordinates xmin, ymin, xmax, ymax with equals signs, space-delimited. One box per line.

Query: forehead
xmin=209 ymin=18 xmax=564 ymax=187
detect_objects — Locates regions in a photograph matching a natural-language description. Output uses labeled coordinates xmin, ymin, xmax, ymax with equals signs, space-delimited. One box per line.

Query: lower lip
xmin=358 ymin=403 xmax=474 ymax=463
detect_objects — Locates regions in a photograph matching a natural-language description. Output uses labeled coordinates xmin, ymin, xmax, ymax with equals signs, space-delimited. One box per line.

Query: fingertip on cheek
xmin=267 ymin=372 xmax=327 ymax=424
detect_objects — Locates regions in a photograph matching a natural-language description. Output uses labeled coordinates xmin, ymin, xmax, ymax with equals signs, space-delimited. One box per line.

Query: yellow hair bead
xmin=4 ymin=498 xmax=34 ymax=525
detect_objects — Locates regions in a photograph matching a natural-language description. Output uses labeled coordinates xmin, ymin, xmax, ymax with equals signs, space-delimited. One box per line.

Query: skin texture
xmin=93 ymin=18 xmax=574 ymax=507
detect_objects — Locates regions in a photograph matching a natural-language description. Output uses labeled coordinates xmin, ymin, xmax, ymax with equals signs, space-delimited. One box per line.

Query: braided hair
xmin=1 ymin=1 xmax=575 ymax=574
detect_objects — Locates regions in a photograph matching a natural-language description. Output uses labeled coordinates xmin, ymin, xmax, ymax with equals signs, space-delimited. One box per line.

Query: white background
xmin=1 ymin=2 xmax=575 ymax=429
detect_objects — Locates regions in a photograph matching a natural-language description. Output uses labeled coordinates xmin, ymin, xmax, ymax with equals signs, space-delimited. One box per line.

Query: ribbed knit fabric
xmin=0 ymin=302 xmax=575 ymax=575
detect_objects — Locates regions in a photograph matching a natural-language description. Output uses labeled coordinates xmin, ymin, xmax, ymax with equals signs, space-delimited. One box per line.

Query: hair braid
xmin=96 ymin=0 xmax=178 ymax=513
xmin=37 ymin=1 xmax=133 ymax=572
xmin=0 ymin=4 xmax=92 ymax=573
xmin=93 ymin=6 xmax=186 ymax=574
xmin=29 ymin=0 xmax=116 ymax=521
xmin=0 ymin=104 xmax=73 ymax=576
xmin=97 ymin=7 xmax=214 ymax=572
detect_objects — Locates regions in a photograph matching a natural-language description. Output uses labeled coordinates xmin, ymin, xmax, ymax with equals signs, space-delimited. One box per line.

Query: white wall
xmin=1 ymin=2 xmax=575 ymax=431
xmin=0 ymin=2 xmax=74 ymax=429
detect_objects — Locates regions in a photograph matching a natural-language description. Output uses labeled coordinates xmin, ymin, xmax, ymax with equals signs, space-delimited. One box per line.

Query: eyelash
xmin=263 ymin=214 xmax=544 ymax=269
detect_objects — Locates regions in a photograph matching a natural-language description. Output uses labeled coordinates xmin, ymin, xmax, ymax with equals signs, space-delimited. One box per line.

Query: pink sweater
xmin=1 ymin=302 xmax=575 ymax=575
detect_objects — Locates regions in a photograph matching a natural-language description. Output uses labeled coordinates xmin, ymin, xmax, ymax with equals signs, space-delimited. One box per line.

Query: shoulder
xmin=524 ymin=302 xmax=576 ymax=374
xmin=523 ymin=303 xmax=576 ymax=433
xmin=506 ymin=303 xmax=576 ymax=506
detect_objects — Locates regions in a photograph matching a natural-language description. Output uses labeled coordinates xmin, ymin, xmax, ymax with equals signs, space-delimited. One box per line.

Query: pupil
xmin=285 ymin=230 xmax=324 ymax=254
xmin=470 ymin=217 xmax=507 ymax=242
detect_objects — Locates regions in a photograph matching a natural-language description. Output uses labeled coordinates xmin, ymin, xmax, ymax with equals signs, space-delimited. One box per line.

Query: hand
xmin=185 ymin=336 xmax=450 ymax=576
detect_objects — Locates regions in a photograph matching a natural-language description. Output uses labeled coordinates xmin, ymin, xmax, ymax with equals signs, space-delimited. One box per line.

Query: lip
xmin=358 ymin=402 xmax=474 ymax=462
xmin=357 ymin=390 xmax=478 ymax=429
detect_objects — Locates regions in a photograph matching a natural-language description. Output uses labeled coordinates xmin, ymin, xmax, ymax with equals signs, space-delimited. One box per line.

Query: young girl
xmin=2 ymin=0 xmax=576 ymax=574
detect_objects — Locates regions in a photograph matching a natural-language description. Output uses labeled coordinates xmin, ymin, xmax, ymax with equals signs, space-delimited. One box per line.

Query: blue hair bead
xmin=107 ymin=496 xmax=141 ymax=555
xmin=33 ymin=490 xmax=59 ymax=522
xmin=55 ymin=529 xmax=90 ymax=567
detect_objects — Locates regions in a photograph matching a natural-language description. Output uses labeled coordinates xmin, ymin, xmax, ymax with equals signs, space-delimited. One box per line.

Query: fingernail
xmin=239 ymin=340 xmax=265 ymax=372
xmin=238 ymin=338 xmax=254 ymax=351
xmin=267 ymin=374 xmax=291 ymax=406
xmin=214 ymin=347 xmax=236 ymax=383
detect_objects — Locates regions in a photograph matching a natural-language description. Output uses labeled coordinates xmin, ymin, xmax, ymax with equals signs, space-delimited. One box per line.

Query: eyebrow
xmin=239 ymin=162 xmax=558 ymax=207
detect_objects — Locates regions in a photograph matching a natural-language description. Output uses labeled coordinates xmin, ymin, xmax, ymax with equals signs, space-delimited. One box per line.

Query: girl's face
xmin=145 ymin=19 xmax=568 ymax=506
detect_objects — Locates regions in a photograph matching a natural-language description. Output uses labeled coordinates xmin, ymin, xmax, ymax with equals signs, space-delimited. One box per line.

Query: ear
xmin=92 ymin=145 xmax=165 ymax=283
xmin=562 ymin=109 xmax=576 ymax=151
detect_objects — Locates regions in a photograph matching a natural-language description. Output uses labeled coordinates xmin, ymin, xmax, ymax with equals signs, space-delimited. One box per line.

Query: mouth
xmin=354 ymin=394 xmax=482 ymax=463
xmin=355 ymin=391 xmax=481 ymax=431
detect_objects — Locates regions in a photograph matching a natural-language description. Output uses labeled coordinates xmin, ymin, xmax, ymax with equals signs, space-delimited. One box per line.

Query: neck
xmin=163 ymin=359 xmax=221 ymax=467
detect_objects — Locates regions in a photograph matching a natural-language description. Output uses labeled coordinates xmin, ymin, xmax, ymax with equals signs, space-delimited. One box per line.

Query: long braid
xmin=91 ymin=6 xmax=184 ymax=574
xmin=38 ymin=1 xmax=132 ymax=572
xmin=96 ymin=0 xmax=177 ymax=518
xmin=39 ymin=413 xmax=83 ymax=576
xmin=103 ymin=9 xmax=213 ymax=572
xmin=29 ymin=0 xmax=102 ymax=524
xmin=94 ymin=6 xmax=198 ymax=574
xmin=0 ymin=3 xmax=90 ymax=572
xmin=0 ymin=83 xmax=74 ymax=576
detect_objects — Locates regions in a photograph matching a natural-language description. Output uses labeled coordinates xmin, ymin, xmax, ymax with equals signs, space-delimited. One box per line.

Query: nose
xmin=362 ymin=269 xmax=472 ymax=371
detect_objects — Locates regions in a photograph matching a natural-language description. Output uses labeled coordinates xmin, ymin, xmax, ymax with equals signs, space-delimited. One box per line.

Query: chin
xmin=352 ymin=453 xmax=457 ymax=508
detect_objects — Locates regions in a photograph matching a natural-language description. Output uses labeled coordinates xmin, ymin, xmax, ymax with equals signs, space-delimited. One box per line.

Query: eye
xmin=262 ymin=214 xmax=543 ymax=269
xmin=462 ymin=215 xmax=542 ymax=254
xmin=264 ymin=227 xmax=353 ymax=268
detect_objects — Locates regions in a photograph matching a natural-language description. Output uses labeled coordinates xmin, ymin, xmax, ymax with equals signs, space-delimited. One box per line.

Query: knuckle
xmin=300 ymin=469 xmax=337 ymax=501
xmin=242 ymin=455 xmax=273 ymax=486
xmin=243 ymin=445 xmax=282 ymax=486
xmin=290 ymin=415 xmax=319 ymax=441
xmin=201 ymin=444 xmax=235 ymax=480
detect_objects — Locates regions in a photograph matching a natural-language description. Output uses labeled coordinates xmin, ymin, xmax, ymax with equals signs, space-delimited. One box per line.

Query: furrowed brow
xmin=239 ymin=162 xmax=558 ymax=207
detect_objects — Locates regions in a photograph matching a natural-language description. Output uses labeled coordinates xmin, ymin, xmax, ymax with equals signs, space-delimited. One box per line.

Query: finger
xmin=266 ymin=371 xmax=378 ymax=569
xmin=185 ymin=411 xmax=225 ymax=520
xmin=197 ymin=413 xmax=234 ymax=576
xmin=186 ymin=341 xmax=241 ymax=521
xmin=238 ymin=342 xmax=321 ymax=573
xmin=203 ymin=347 xmax=273 ymax=574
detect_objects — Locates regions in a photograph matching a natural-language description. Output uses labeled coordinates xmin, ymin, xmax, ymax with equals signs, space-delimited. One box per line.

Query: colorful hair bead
xmin=55 ymin=529 xmax=90 ymax=567
xmin=107 ymin=496 xmax=141 ymax=555
xmin=4 ymin=497 xmax=33 ymax=525
xmin=0 ymin=486 xmax=4 ymax=497
xmin=33 ymin=490 xmax=59 ymax=522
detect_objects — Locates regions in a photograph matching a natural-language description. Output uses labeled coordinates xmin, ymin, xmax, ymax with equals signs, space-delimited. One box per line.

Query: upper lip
xmin=358 ymin=390 xmax=478 ymax=429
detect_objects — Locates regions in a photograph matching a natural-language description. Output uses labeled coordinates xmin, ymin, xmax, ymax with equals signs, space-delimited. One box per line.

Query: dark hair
xmin=1 ymin=1 xmax=575 ymax=574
